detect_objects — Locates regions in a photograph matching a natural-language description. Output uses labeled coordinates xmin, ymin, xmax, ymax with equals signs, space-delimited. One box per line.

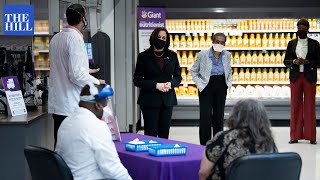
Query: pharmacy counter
xmin=0 ymin=106 xmax=54 ymax=180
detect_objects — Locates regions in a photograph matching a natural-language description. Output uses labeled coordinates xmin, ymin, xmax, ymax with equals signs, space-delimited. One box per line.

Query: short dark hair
xmin=212 ymin=33 xmax=226 ymax=43
xmin=297 ymin=18 xmax=310 ymax=29
xmin=66 ymin=4 xmax=86 ymax=26
xmin=149 ymin=27 xmax=170 ymax=50
xmin=80 ymin=84 xmax=104 ymax=96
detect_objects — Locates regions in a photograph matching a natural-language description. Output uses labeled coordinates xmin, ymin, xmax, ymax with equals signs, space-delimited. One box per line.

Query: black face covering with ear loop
xmin=67 ymin=6 xmax=87 ymax=30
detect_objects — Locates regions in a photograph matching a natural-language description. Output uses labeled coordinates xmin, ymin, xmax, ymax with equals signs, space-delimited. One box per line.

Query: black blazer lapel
xmin=291 ymin=39 xmax=298 ymax=59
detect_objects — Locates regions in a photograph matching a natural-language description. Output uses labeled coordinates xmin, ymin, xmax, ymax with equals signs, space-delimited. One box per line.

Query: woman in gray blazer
xmin=190 ymin=33 xmax=232 ymax=145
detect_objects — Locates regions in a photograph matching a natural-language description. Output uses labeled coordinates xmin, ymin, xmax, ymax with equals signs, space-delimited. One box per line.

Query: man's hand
xmin=302 ymin=59 xmax=310 ymax=64
xmin=89 ymin=68 xmax=100 ymax=74
xmin=293 ymin=58 xmax=304 ymax=65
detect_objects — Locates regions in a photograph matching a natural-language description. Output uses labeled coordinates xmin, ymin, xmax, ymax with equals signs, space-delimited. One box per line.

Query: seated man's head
xmin=79 ymin=83 xmax=113 ymax=119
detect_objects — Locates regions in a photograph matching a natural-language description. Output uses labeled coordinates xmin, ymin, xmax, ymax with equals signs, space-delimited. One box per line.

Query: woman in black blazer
xmin=284 ymin=19 xmax=320 ymax=144
xmin=133 ymin=27 xmax=182 ymax=138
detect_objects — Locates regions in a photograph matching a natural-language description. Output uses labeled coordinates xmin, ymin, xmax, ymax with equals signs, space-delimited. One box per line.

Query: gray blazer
xmin=190 ymin=48 xmax=232 ymax=92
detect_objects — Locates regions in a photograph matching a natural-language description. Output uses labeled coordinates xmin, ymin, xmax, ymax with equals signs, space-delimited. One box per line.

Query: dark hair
xmin=80 ymin=84 xmax=104 ymax=96
xmin=212 ymin=33 xmax=226 ymax=42
xmin=297 ymin=18 xmax=310 ymax=29
xmin=149 ymin=27 xmax=170 ymax=50
xmin=66 ymin=4 xmax=86 ymax=26
xmin=227 ymin=99 xmax=277 ymax=152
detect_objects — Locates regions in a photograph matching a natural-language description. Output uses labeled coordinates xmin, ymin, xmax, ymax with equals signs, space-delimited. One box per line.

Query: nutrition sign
xmin=3 ymin=5 xmax=34 ymax=36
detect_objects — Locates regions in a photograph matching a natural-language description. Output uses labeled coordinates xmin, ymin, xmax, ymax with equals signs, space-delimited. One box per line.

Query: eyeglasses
xmin=213 ymin=40 xmax=225 ymax=45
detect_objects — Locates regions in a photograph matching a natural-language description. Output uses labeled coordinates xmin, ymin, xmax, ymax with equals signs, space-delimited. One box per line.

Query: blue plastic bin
xmin=148 ymin=144 xmax=188 ymax=156
xmin=125 ymin=140 xmax=163 ymax=152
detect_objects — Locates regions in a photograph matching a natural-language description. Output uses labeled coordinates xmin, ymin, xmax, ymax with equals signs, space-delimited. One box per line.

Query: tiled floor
xmin=139 ymin=127 xmax=320 ymax=180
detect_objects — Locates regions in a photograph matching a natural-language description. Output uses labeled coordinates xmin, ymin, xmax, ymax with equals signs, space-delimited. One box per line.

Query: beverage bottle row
xmin=166 ymin=19 xmax=320 ymax=32
xmin=177 ymin=51 xmax=199 ymax=66
xmin=170 ymin=34 xmax=212 ymax=49
xmin=232 ymin=51 xmax=286 ymax=65
xmin=226 ymin=33 xmax=294 ymax=48
xmin=175 ymin=85 xmax=198 ymax=97
xmin=181 ymin=68 xmax=193 ymax=83
xmin=232 ymin=68 xmax=289 ymax=83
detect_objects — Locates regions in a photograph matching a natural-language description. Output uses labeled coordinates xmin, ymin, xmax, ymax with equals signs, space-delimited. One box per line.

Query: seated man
xmin=56 ymin=83 xmax=132 ymax=180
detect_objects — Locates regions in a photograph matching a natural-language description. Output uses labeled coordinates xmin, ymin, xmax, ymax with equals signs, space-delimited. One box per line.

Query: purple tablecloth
xmin=114 ymin=133 xmax=205 ymax=180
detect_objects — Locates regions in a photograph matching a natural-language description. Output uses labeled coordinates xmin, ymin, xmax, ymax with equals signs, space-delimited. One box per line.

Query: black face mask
xmin=297 ymin=30 xmax=308 ymax=39
xmin=154 ymin=39 xmax=166 ymax=49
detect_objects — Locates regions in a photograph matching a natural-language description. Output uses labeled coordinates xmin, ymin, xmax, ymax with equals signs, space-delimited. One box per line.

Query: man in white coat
xmin=56 ymin=84 xmax=132 ymax=180
xmin=48 ymin=3 xmax=105 ymax=148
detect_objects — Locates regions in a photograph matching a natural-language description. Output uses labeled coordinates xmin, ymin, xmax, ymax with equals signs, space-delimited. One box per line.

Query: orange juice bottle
xmin=262 ymin=68 xmax=268 ymax=82
xmin=286 ymin=68 xmax=290 ymax=81
xmin=268 ymin=33 xmax=274 ymax=48
xmin=275 ymin=51 xmax=282 ymax=64
xmin=256 ymin=68 xmax=262 ymax=82
xmin=279 ymin=68 xmax=286 ymax=82
xmin=255 ymin=33 xmax=262 ymax=47
xmin=242 ymin=34 xmax=249 ymax=48
xmin=274 ymin=68 xmax=280 ymax=82
xmin=186 ymin=20 xmax=191 ymax=31
xmin=187 ymin=51 xmax=194 ymax=66
xmin=206 ymin=34 xmax=212 ymax=48
xmin=181 ymin=51 xmax=188 ymax=66
xmin=187 ymin=35 xmax=193 ymax=48
xmin=282 ymin=52 xmax=286 ymax=63
xmin=177 ymin=51 xmax=181 ymax=65
xmin=169 ymin=35 xmax=174 ymax=49
xmin=201 ymin=20 xmax=206 ymax=30
xmin=233 ymin=68 xmax=239 ymax=82
xmin=264 ymin=52 xmax=270 ymax=65
xmin=233 ymin=52 xmax=240 ymax=65
xmin=181 ymin=68 xmax=187 ymax=83
xmin=231 ymin=36 xmax=237 ymax=48
xmin=269 ymin=51 xmax=276 ymax=65
xmin=199 ymin=35 xmax=206 ymax=49
xmin=280 ymin=33 xmax=286 ymax=48
xmin=262 ymin=33 xmax=268 ymax=48
xmin=175 ymin=87 xmax=180 ymax=96
xmin=239 ymin=68 xmax=245 ymax=82
xmin=251 ymin=68 xmax=257 ymax=82
xmin=245 ymin=68 xmax=251 ymax=82
xmin=249 ymin=34 xmax=255 ymax=47
xmin=258 ymin=52 xmax=264 ymax=65
xmin=182 ymin=20 xmax=187 ymax=30
xmin=252 ymin=51 xmax=258 ymax=65
xmin=190 ymin=20 xmax=195 ymax=31
xmin=173 ymin=35 xmax=180 ymax=49
xmin=237 ymin=35 xmax=243 ymax=48
xmin=180 ymin=35 xmax=187 ymax=48
xmin=240 ymin=51 xmax=246 ymax=65
xmin=274 ymin=33 xmax=280 ymax=48
xmin=225 ymin=36 xmax=231 ymax=48
xmin=187 ymin=70 xmax=192 ymax=83
xmin=246 ymin=51 xmax=252 ymax=65
xmin=285 ymin=33 xmax=291 ymax=46
xmin=193 ymin=34 xmax=199 ymax=48
xmin=268 ymin=68 xmax=274 ymax=82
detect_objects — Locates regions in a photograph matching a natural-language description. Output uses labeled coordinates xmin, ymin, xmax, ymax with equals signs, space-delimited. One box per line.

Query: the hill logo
xmin=3 ymin=5 xmax=34 ymax=36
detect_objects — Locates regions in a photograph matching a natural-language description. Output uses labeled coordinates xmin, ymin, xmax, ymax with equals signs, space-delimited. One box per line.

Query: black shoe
xmin=289 ymin=140 xmax=298 ymax=144
xmin=310 ymin=141 xmax=317 ymax=145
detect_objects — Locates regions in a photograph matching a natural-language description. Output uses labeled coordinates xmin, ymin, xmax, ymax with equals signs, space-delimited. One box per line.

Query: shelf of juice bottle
xmin=231 ymin=64 xmax=286 ymax=68
xmin=33 ymin=50 xmax=49 ymax=53
xmin=233 ymin=82 xmax=290 ymax=85
xmin=172 ymin=47 xmax=287 ymax=51
xmin=35 ymin=68 xmax=50 ymax=71
xmin=34 ymin=32 xmax=50 ymax=35
xmin=169 ymin=29 xmax=320 ymax=35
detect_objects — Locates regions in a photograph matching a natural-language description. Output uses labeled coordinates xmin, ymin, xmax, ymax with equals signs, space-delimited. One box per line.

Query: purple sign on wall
xmin=2 ymin=76 xmax=21 ymax=91
xmin=137 ymin=7 xmax=166 ymax=30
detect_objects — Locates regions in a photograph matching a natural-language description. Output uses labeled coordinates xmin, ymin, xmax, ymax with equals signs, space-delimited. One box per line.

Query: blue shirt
xmin=209 ymin=48 xmax=225 ymax=76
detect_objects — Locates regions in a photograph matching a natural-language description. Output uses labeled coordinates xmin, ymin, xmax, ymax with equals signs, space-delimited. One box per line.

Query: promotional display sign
xmin=137 ymin=7 xmax=166 ymax=52
xmin=3 ymin=5 xmax=34 ymax=36
xmin=1 ymin=76 xmax=27 ymax=116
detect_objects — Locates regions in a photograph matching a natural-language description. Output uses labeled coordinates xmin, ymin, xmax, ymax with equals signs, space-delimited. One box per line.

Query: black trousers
xmin=141 ymin=105 xmax=173 ymax=139
xmin=52 ymin=114 xmax=67 ymax=149
xmin=199 ymin=75 xmax=227 ymax=145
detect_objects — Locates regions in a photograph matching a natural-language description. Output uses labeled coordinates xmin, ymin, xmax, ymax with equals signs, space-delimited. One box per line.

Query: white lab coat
xmin=56 ymin=107 xmax=132 ymax=180
xmin=48 ymin=28 xmax=99 ymax=116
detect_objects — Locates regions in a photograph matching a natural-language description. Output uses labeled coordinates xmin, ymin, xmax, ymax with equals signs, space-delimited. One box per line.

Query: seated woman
xmin=199 ymin=99 xmax=278 ymax=180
